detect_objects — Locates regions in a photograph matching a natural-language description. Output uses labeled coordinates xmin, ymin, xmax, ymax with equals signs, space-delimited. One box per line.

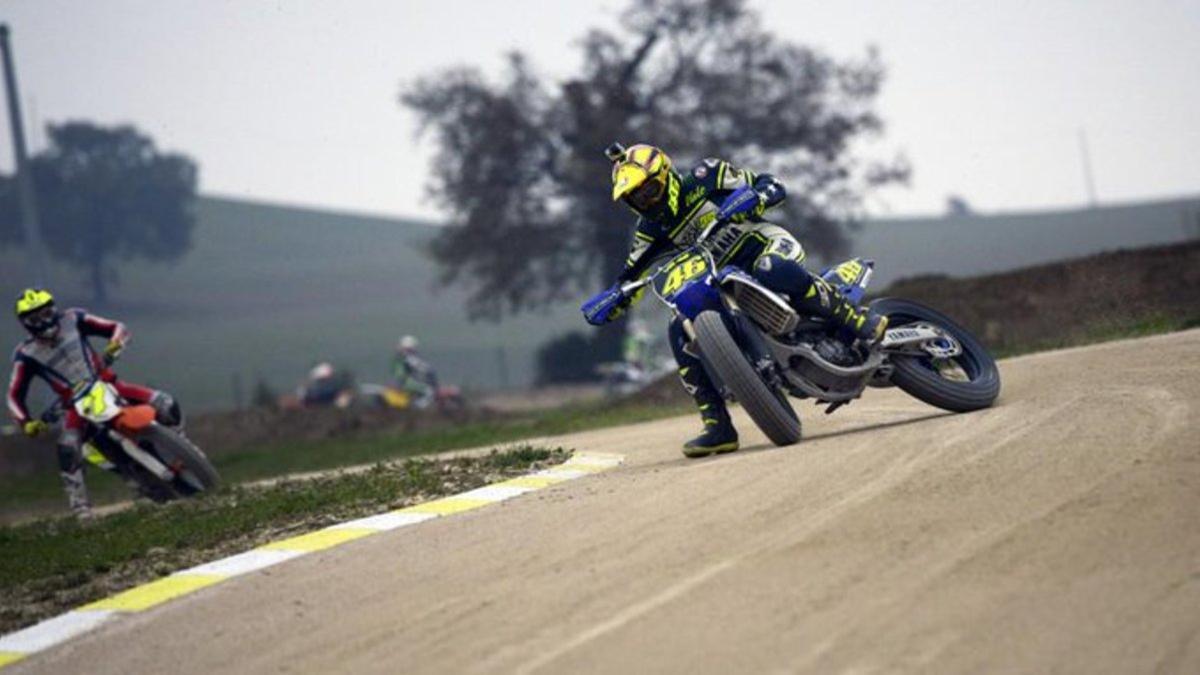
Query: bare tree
xmin=402 ymin=0 xmax=908 ymax=358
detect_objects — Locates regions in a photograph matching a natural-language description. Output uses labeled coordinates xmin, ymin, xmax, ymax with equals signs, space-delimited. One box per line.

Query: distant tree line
xmin=0 ymin=121 xmax=198 ymax=303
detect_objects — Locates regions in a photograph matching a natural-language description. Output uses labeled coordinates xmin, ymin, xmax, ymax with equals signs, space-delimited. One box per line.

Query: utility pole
xmin=1077 ymin=128 xmax=1098 ymax=209
xmin=0 ymin=24 xmax=49 ymax=286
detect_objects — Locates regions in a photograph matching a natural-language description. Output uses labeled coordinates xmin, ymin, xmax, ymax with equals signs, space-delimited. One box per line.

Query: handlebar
xmin=615 ymin=217 xmax=728 ymax=302
xmin=23 ymin=346 xmax=124 ymax=431
xmin=619 ymin=278 xmax=650 ymax=296
xmin=39 ymin=400 xmax=65 ymax=425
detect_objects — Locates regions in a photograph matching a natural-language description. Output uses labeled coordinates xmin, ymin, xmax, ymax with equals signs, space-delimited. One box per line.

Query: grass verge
xmin=0 ymin=445 xmax=567 ymax=635
xmin=216 ymin=398 xmax=689 ymax=485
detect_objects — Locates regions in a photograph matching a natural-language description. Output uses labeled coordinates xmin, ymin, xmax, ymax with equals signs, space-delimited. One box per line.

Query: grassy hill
xmin=0 ymin=196 xmax=581 ymax=411
xmin=2 ymin=193 xmax=1197 ymax=412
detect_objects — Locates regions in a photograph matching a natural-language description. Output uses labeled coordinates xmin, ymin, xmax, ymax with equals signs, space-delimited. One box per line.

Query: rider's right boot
xmin=752 ymin=256 xmax=888 ymax=344
xmin=797 ymin=276 xmax=888 ymax=344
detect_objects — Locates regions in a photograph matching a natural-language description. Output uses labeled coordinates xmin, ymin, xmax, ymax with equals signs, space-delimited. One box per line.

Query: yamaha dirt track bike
xmin=616 ymin=222 xmax=1001 ymax=446
xmin=42 ymin=372 xmax=220 ymax=503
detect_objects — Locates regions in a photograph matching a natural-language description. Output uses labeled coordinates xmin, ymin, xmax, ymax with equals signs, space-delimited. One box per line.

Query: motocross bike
xmin=356 ymin=383 xmax=466 ymax=413
xmin=42 ymin=372 xmax=219 ymax=503
xmin=610 ymin=221 xmax=1001 ymax=446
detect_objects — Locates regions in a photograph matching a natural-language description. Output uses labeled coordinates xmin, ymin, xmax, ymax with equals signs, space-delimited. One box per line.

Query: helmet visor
xmin=625 ymin=175 xmax=666 ymax=211
xmin=19 ymin=305 xmax=58 ymax=336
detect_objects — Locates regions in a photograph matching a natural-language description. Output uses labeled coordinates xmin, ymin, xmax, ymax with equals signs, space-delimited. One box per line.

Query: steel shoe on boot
xmin=682 ymin=409 xmax=739 ymax=458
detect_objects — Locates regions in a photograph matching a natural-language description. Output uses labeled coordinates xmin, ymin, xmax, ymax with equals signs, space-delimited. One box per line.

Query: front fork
xmin=680 ymin=303 xmax=788 ymax=399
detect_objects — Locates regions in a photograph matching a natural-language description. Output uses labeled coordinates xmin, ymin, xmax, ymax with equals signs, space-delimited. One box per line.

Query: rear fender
xmin=820 ymin=258 xmax=875 ymax=305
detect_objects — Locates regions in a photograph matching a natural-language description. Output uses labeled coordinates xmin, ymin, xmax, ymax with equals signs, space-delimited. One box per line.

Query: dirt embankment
xmin=881 ymin=240 xmax=1200 ymax=353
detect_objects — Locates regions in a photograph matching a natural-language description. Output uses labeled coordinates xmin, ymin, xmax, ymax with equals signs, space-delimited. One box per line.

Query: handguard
xmin=716 ymin=186 xmax=764 ymax=223
xmin=581 ymin=285 xmax=628 ymax=326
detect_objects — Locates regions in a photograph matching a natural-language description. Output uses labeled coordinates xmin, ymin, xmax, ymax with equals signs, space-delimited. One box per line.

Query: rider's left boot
xmin=670 ymin=319 xmax=741 ymax=458
xmin=683 ymin=403 xmax=739 ymax=458
xmin=60 ymin=466 xmax=93 ymax=520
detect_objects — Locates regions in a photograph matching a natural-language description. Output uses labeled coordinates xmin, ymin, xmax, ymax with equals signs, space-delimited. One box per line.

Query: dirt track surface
xmin=18 ymin=331 xmax=1200 ymax=674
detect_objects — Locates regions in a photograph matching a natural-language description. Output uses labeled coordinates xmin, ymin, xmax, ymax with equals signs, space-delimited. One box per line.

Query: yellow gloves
xmin=22 ymin=420 xmax=48 ymax=437
xmin=104 ymin=340 xmax=124 ymax=360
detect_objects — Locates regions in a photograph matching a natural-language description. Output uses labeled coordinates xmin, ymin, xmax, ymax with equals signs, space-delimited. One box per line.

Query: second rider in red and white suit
xmin=8 ymin=288 xmax=182 ymax=517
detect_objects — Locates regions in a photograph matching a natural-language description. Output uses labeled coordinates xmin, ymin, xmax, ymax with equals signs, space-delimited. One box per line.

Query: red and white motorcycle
xmin=45 ymin=376 xmax=219 ymax=503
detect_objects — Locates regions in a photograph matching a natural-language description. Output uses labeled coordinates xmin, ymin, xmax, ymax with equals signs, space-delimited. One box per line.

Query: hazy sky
xmin=1 ymin=0 xmax=1197 ymax=220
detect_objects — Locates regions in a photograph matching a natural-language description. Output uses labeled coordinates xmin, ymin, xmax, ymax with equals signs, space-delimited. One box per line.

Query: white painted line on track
xmin=0 ymin=610 xmax=118 ymax=654
xmin=179 ymin=549 xmax=305 ymax=577
xmin=458 ymin=485 xmax=536 ymax=501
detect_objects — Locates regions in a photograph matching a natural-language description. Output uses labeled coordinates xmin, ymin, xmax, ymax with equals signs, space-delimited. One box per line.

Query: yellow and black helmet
xmin=14 ymin=288 xmax=60 ymax=338
xmin=608 ymin=142 xmax=673 ymax=213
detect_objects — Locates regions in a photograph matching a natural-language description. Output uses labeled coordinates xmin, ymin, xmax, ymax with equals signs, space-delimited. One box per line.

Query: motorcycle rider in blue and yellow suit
xmin=582 ymin=143 xmax=888 ymax=458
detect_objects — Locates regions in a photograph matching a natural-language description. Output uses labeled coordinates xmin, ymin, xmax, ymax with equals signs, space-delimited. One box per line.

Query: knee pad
xmin=150 ymin=392 xmax=184 ymax=427
xmin=56 ymin=442 xmax=84 ymax=473
xmin=752 ymin=254 xmax=816 ymax=303
xmin=668 ymin=317 xmax=724 ymax=408
xmin=668 ymin=318 xmax=701 ymax=368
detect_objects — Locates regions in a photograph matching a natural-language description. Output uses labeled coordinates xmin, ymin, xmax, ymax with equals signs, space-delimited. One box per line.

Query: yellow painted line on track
xmin=401 ymin=497 xmax=494 ymax=515
xmin=0 ymin=452 xmax=624 ymax=670
xmin=81 ymin=574 xmax=226 ymax=612
xmin=259 ymin=527 xmax=376 ymax=552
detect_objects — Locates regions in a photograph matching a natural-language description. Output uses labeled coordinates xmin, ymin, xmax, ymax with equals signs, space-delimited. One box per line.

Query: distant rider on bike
xmin=582 ymin=143 xmax=887 ymax=457
xmin=393 ymin=335 xmax=439 ymax=409
xmin=7 ymin=289 xmax=181 ymax=517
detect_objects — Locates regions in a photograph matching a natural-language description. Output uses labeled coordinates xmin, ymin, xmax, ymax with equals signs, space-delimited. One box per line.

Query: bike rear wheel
xmin=870 ymin=298 xmax=1001 ymax=412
